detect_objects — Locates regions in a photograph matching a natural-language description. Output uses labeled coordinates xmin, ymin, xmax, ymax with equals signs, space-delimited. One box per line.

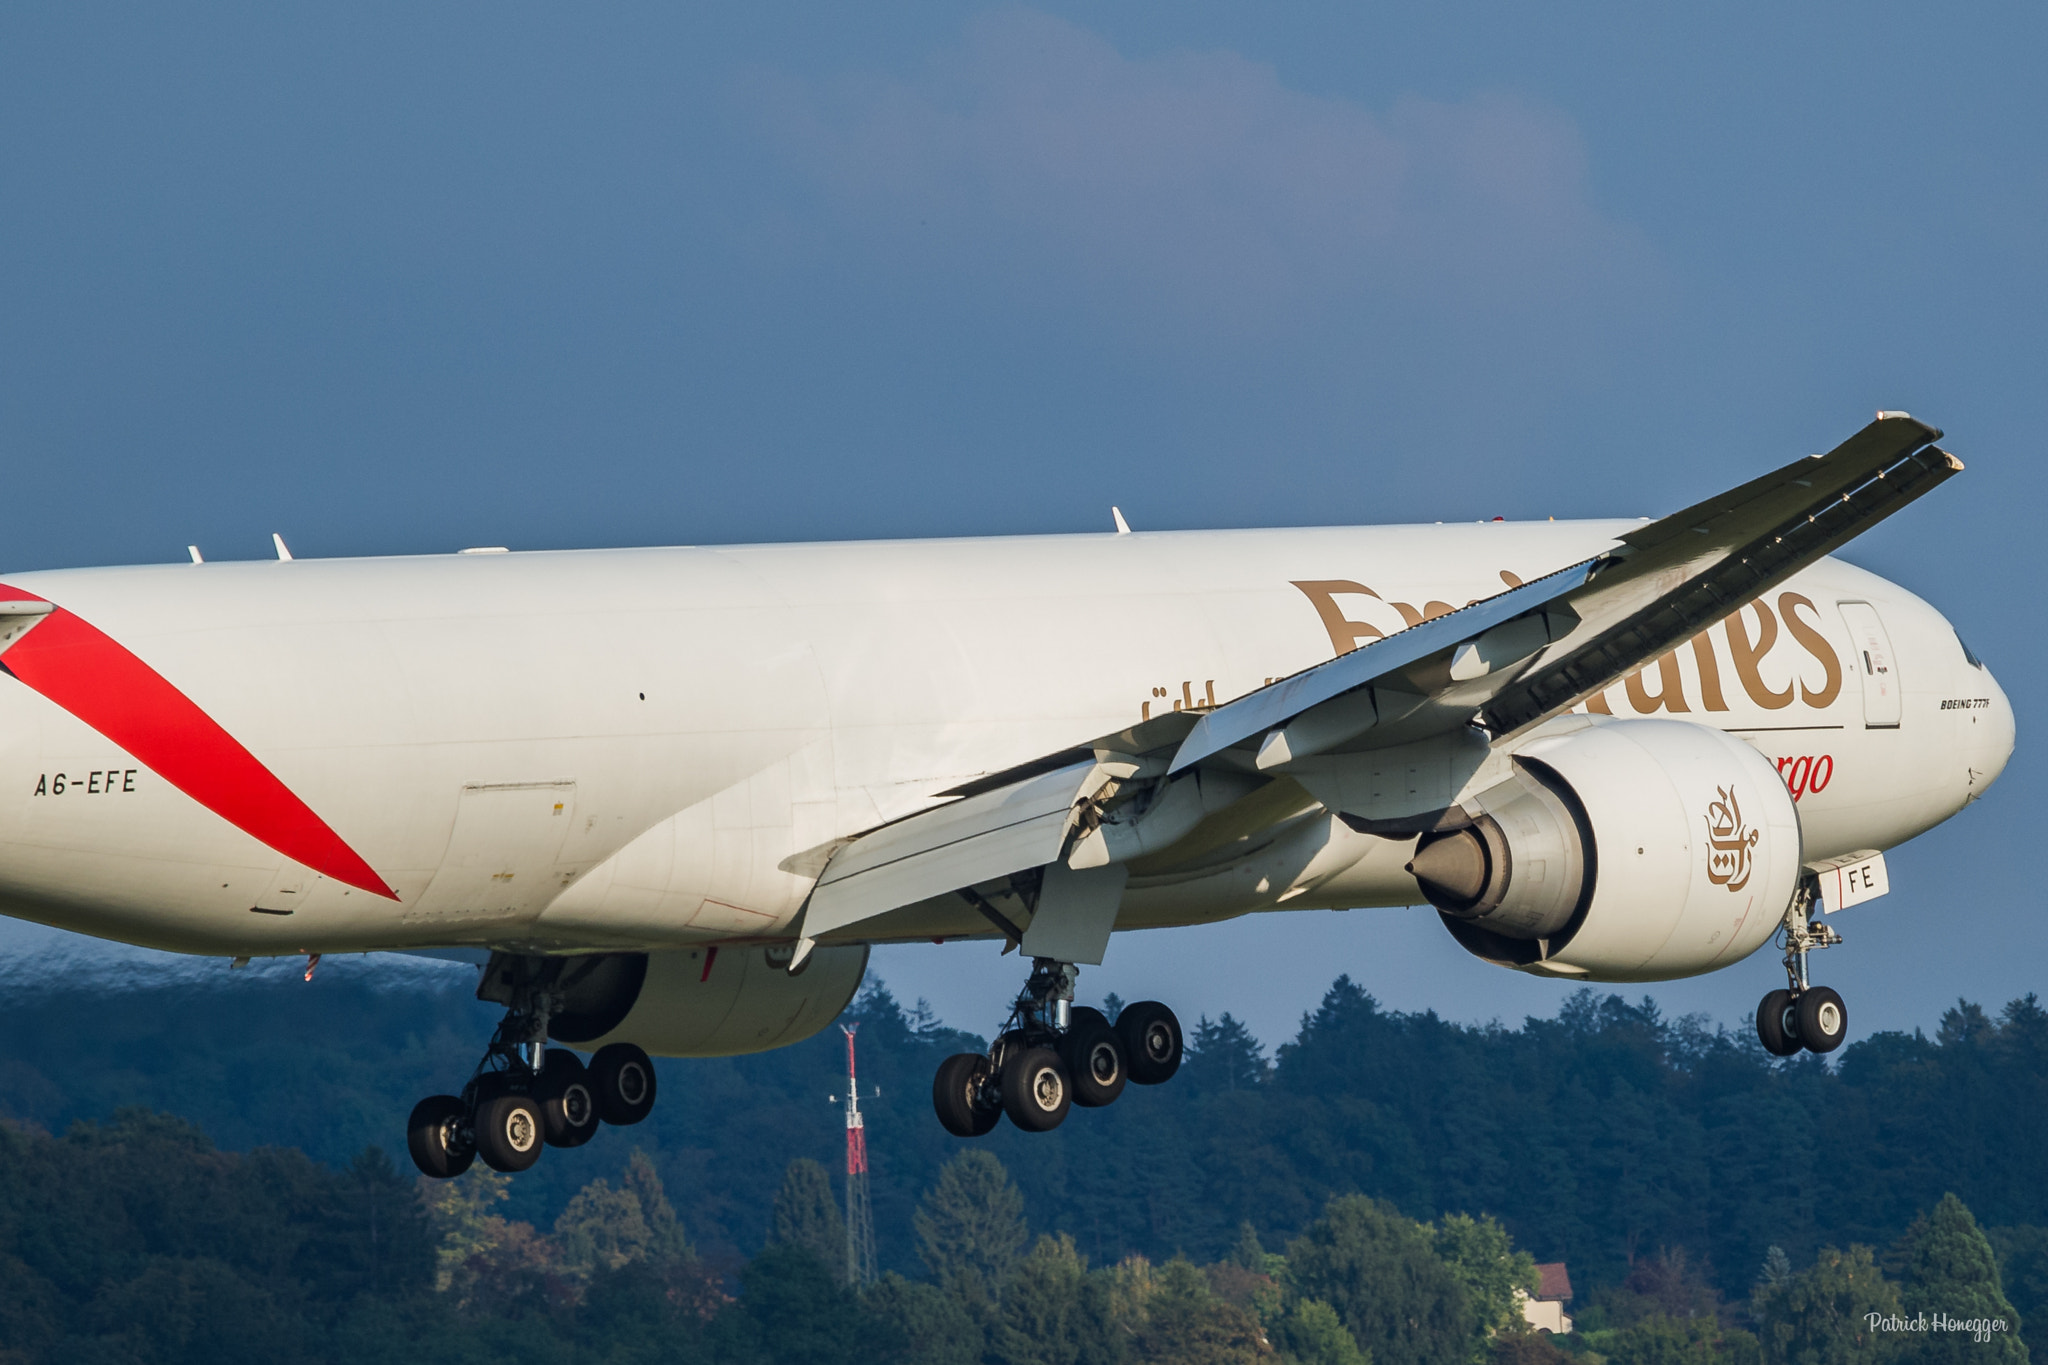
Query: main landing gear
xmin=932 ymin=958 xmax=1183 ymax=1137
xmin=407 ymin=956 xmax=658 ymax=1178
xmin=1755 ymin=881 xmax=1849 ymax=1058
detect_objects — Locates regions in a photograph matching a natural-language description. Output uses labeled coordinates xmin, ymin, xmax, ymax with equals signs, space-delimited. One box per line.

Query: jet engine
xmin=528 ymin=943 xmax=869 ymax=1057
xmin=1415 ymin=719 xmax=1800 ymax=982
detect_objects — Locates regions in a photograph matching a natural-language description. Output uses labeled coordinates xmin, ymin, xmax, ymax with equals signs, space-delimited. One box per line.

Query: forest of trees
xmin=2 ymin=959 xmax=2045 ymax=1362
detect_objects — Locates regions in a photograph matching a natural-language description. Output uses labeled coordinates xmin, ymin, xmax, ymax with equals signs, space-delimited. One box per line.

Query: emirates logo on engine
xmin=1704 ymin=786 xmax=1759 ymax=892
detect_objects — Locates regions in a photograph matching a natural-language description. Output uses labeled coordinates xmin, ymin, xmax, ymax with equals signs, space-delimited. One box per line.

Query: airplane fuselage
xmin=0 ymin=519 xmax=2012 ymax=966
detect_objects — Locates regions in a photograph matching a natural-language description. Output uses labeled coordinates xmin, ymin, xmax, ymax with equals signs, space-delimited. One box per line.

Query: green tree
xmin=865 ymin=1272 xmax=986 ymax=1365
xmin=1276 ymin=1298 xmax=1372 ymax=1365
xmin=1287 ymin=1195 xmax=1472 ymax=1365
xmin=916 ymin=1149 xmax=1029 ymax=1309
xmin=772 ymin=1157 xmax=848 ymax=1276
xmin=711 ymin=1240 xmax=861 ymax=1365
xmin=1488 ymin=1322 xmax=1569 ymax=1364
xmin=1586 ymin=1312 xmax=1756 ymax=1364
xmin=1433 ymin=1212 xmax=1540 ymax=1357
xmin=1756 ymin=1244 xmax=1901 ymax=1365
xmin=1132 ymin=1258 xmax=1265 ymax=1365
xmin=1892 ymin=1194 xmax=2028 ymax=1363
xmin=553 ymin=1174 xmax=652 ymax=1277
xmin=1987 ymin=1226 xmax=2048 ymax=1350
xmin=988 ymin=1233 xmax=1122 ymax=1365
xmin=622 ymin=1147 xmax=691 ymax=1263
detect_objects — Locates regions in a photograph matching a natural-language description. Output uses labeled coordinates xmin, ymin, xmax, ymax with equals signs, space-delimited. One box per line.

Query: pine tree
xmin=622 ymin=1148 xmax=691 ymax=1263
xmin=915 ymin=1149 xmax=1029 ymax=1310
xmin=1187 ymin=1014 xmax=1269 ymax=1090
xmin=1756 ymin=1244 xmax=1902 ymax=1365
xmin=1892 ymin=1194 xmax=2027 ymax=1363
xmin=1986 ymin=1226 xmax=2048 ymax=1352
xmin=771 ymin=1157 xmax=847 ymax=1272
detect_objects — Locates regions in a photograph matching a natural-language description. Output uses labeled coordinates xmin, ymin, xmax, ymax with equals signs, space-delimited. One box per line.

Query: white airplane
xmin=0 ymin=414 xmax=2010 ymax=1178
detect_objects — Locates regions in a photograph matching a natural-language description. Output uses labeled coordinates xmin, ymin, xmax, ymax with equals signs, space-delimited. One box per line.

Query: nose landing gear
xmin=1755 ymin=882 xmax=1849 ymax=1057
xmin=406 ymin=956 xmax=657 ymax=1178
xmin=931 ymin=958 xmax=1182 ymax=1137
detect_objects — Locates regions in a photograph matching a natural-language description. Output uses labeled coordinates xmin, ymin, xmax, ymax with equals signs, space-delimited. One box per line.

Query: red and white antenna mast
xmin=840 ymin=1023 xmax=878 ymax=1286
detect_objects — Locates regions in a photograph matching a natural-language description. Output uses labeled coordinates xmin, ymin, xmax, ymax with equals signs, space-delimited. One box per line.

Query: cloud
xmin=744 ymin=10 xmax=1655 ymax=329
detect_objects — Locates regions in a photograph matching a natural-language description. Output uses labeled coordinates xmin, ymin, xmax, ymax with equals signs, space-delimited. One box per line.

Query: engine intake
xmin=1423 ymin=719 xmax=1800 ymax=982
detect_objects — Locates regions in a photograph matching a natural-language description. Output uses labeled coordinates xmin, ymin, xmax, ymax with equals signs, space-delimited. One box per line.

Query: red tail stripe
xmin=0 ymin=586 xmax=396 ymax=900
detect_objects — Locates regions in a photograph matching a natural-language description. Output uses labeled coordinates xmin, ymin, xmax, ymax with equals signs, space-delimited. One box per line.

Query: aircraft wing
xmin=793 ymin=414 xmax=1960 ymax=958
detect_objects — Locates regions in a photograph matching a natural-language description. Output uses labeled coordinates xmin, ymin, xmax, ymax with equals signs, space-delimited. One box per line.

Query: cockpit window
xmin=1957 ymin=630 xmax=1984 ymax=669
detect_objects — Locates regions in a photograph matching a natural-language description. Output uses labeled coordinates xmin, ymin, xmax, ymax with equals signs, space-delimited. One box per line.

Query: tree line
xmin=0 ymin=1106 xmax=2034 ymax=1363
xmin=1 ymin=962 xmax=2045 ymax=1357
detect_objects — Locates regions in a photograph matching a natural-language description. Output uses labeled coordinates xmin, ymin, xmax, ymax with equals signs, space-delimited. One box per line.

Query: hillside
xmin=2 ymin=957 xmax=2043 ymax=1309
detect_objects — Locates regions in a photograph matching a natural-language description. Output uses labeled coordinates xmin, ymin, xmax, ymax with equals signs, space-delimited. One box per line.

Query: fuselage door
xmin=408 ymin=780 xmax=579 ymax=924
xmin=1837 ymin=601 xmax=1901 ymax=728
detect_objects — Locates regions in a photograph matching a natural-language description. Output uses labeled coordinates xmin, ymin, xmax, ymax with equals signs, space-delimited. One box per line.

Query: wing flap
xmin=800 ymin=758 xmax=1109 ymax=939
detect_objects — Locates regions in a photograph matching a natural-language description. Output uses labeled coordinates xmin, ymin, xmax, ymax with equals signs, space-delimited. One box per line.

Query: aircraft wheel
xmin=932 ymin=1053 xmax=1001 ymax=1137
xmin=1797 ymin=986 xmax=1848 ymax=1054
xmin=474 ymin=1093 xmax=545 ymax=1173
xmin=537 ymin=1049 xmax=600 ymax=1148
xmin=1060 ymin=1010 xmax=1127 ymax=1108
xmin=1117 ymin=1001 xmax=1183 ymax=1085
xmin=590 ymin=1042 xmax=658 ymax=1125
xmin=406 ymin=1095 xmax=474 ymax=1179
xmin=1756 ymin=989 xmax=1802 ymax=1057
xmin=1000 ymin=1047 xmax=1072 ymax=1132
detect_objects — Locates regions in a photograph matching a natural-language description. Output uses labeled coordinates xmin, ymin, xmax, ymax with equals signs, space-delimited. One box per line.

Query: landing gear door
xmin=1837 ymin=601 xmax=1901 ymax=728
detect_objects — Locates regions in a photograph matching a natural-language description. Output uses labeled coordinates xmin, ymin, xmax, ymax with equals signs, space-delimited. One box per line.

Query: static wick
xmin=303 ymin=952 xmax=321 ymax=982
xmin=187 ymin=546 xmax=204 ymax=564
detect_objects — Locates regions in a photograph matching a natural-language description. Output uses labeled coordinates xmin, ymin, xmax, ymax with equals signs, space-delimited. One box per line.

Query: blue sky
xmin=1 ymin=4 xmax=2043 ymax=1046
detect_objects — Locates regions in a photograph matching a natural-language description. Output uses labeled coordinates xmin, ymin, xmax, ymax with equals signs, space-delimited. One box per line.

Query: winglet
xmin=1112 ymin=507 xmax=1132 ymax=535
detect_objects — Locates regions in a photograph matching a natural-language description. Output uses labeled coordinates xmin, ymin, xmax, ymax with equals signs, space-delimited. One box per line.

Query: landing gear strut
xmin=932 ymin=957 xmax=1182 ymax=1137
xmin=407 ymin=955 xmax=656 ymax=1178
xmin=1755 ymin=881 xmax=1849 ymax=1057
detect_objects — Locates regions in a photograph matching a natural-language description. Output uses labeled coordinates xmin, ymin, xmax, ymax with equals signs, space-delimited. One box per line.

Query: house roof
xmin=1535 ymin=1262 xmax=1573 ymax=1301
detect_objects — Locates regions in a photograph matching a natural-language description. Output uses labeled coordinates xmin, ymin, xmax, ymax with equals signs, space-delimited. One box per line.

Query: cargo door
xmin=409 ymin=781 xmax=579 ymax=923
xmin=1837 ymin=602 xmax=1901 ymax=728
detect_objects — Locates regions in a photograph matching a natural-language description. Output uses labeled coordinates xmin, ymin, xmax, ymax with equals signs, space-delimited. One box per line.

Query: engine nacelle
xmin=537 ymin=943 xmax=869 ymax=1058
xmin=1418 ymin=719 xmax=1800 ymax=982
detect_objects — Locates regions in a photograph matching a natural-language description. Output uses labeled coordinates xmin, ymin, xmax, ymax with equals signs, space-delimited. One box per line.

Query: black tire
xmin=1117 ymin=1000 xmax=1183 ymax=1085
xmin=1797 ymin=986 xmax=1848 ymax=1054
xmin=1060 ymin=1012 xmax=1127 ymax=1108
xmin=1000 ymin=1046 xmax=1072 ymax=1132
xmin=932 ymin=1053 xmax=1000 ymax=1137
xmin=406 ymin=1094 xmax=474 ymax=1179
xmin=537 ymin=1049 xmax=600 ymax=1148
xmin=474 ymin=1093 xmax=545 ymax=1173
xmin=590 ymin=1042 xmax=658 ymax=1125
xmin=1756 ymin=989 xmax=1801 ymax=1057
